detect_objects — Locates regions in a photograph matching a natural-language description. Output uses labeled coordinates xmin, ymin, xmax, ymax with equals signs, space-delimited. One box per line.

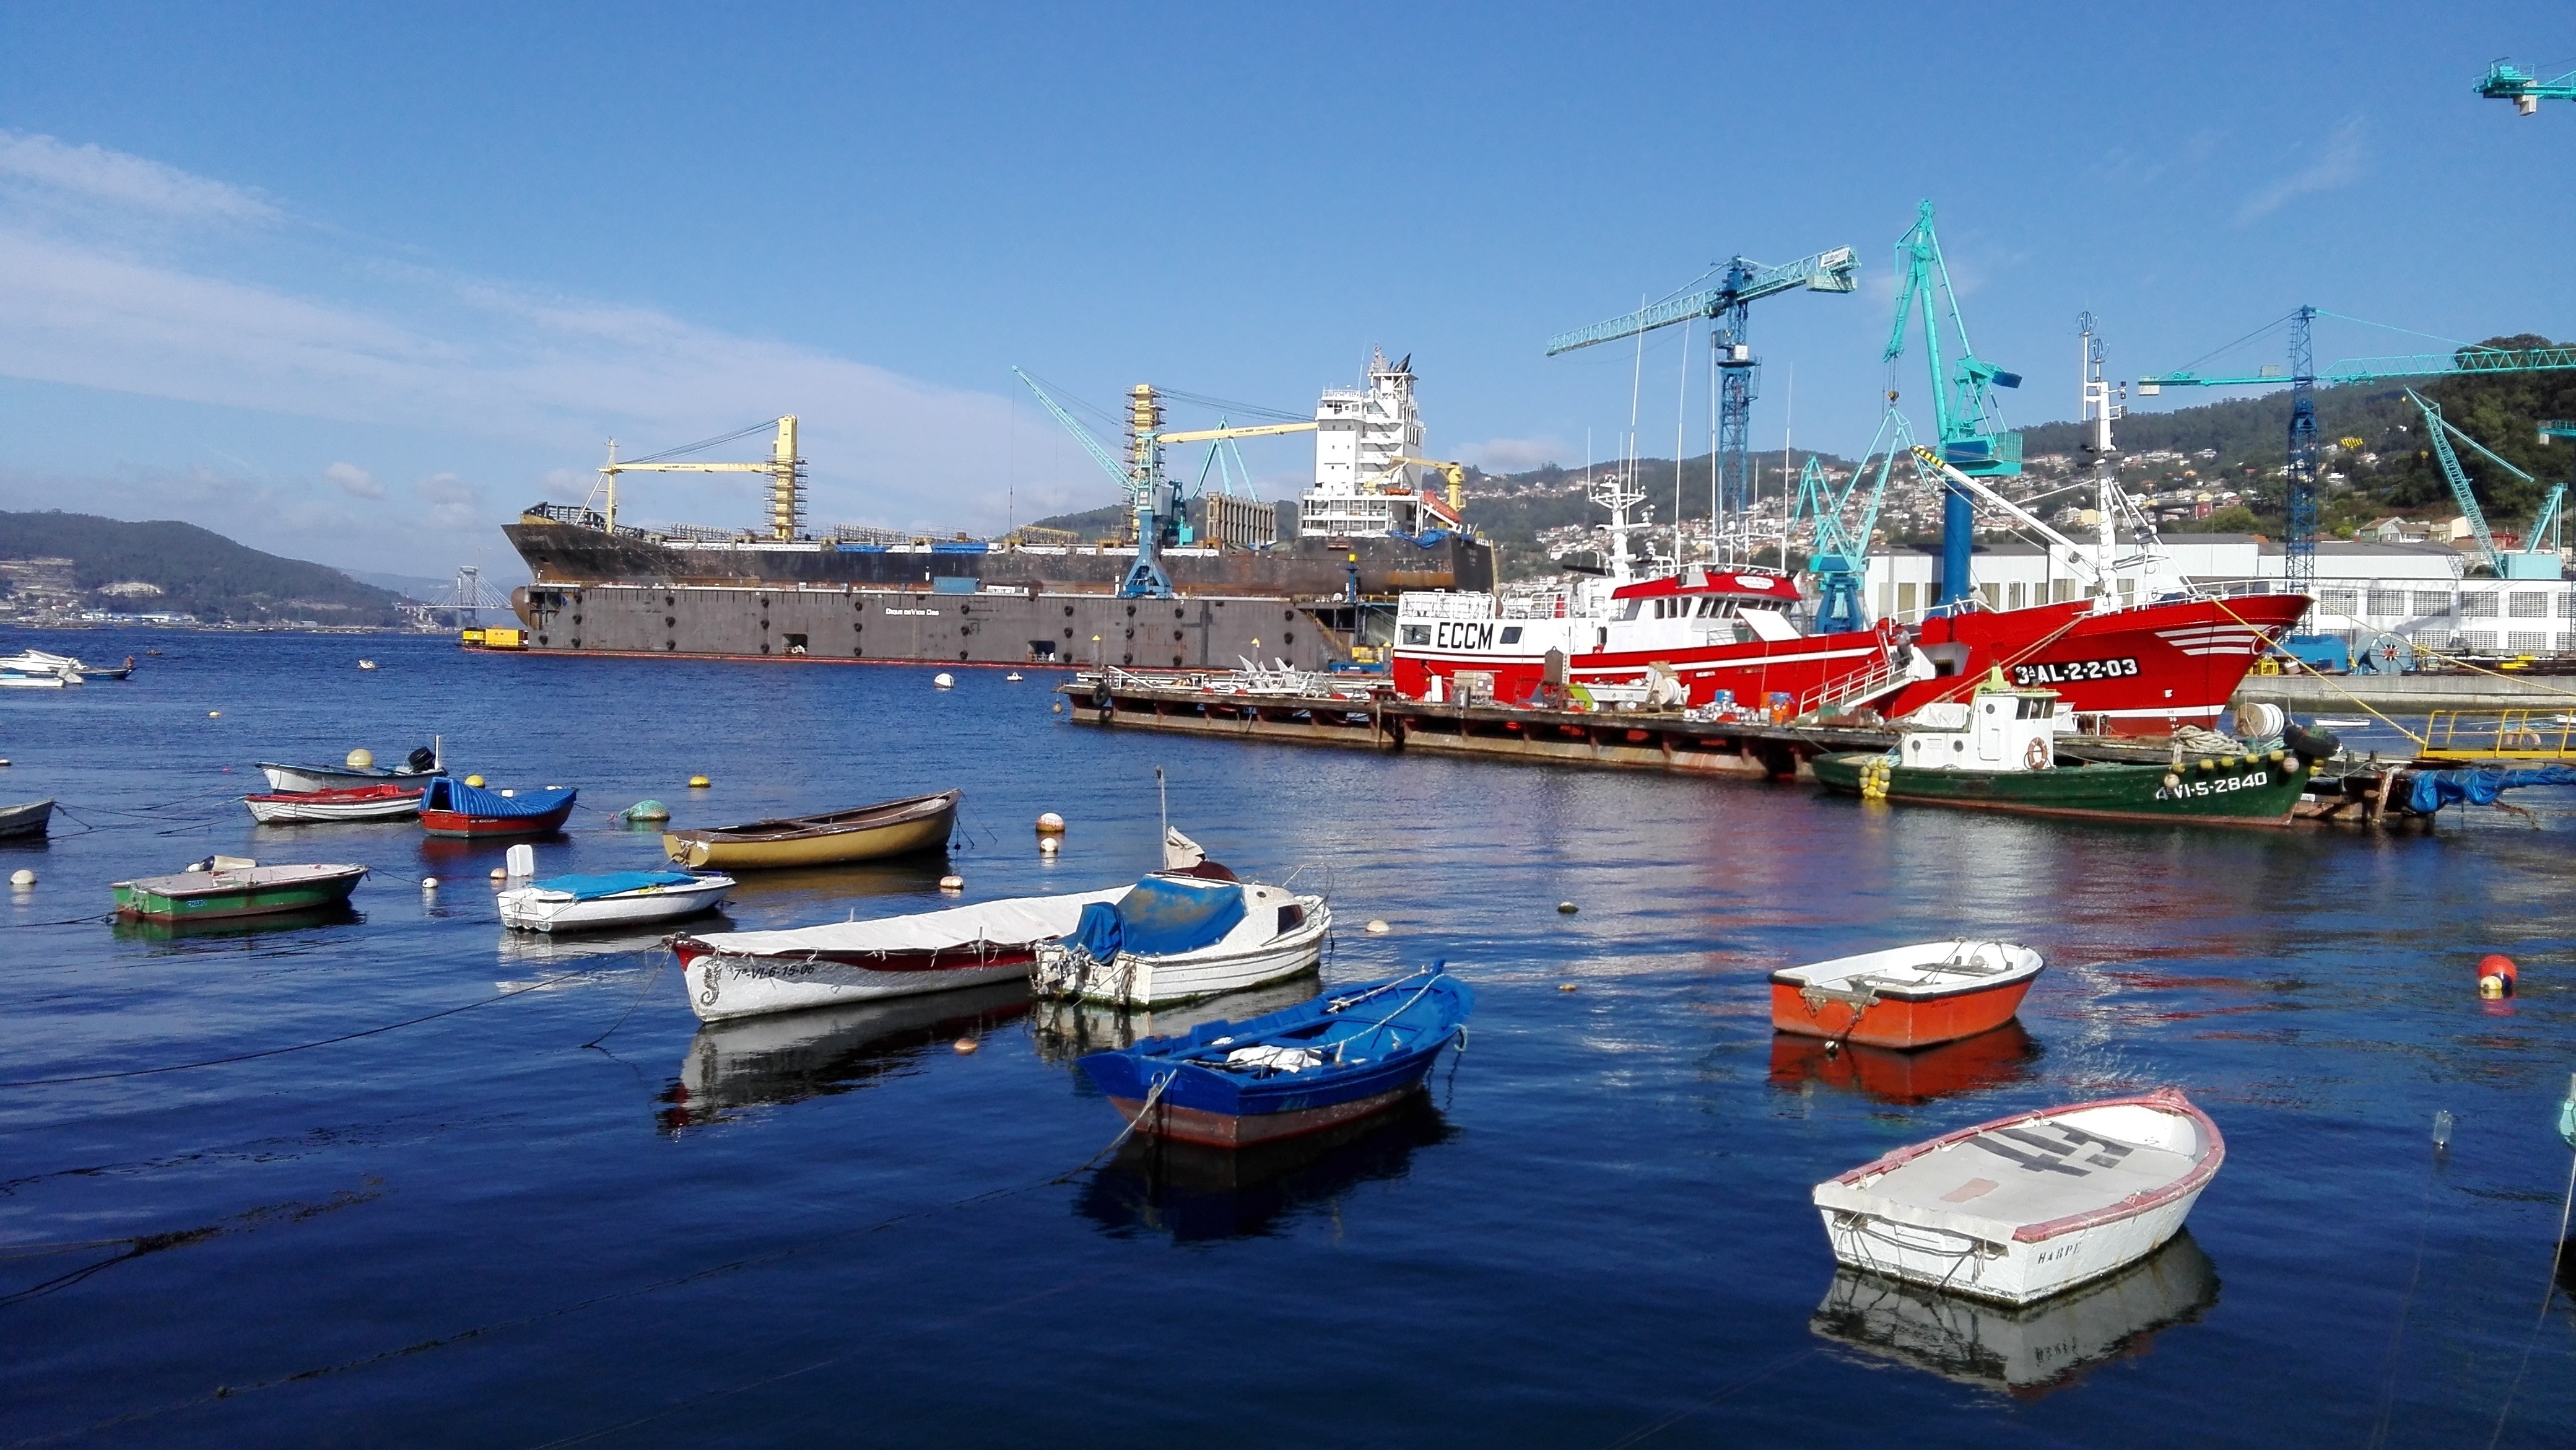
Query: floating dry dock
xmin=1060 ymin=670 xmax=2434 ymax=829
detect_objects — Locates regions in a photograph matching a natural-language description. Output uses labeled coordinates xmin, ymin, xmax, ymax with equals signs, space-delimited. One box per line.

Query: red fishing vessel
xmin=417 ymin=777 xmax=578 ymax=837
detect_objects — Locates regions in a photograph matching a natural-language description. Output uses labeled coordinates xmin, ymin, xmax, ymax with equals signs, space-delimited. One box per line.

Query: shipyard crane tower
xmin=2479 ymin=59 xmax=2576 ymax=114
xmin=2141 ymin=320 xmax=2576 ymax=600
xmin=1882 ymin=201 xmax=2024 ymax=608
xmin=1015 ymin=370 xmax=1325 ymax=598
xmin=1546 ymin=244 xmax=1859 ymax=559
xmin=2404 ymin=389 xmax=2567 ymax=579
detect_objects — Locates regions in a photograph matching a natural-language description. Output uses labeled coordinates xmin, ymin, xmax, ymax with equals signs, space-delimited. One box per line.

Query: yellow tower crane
xmin=598 ymin=416 xmax=806 ymax=541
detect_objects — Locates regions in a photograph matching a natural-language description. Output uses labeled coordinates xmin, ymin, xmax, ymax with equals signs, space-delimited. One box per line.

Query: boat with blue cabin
xmin=1077 ymin=967 xmax=1473 ymax=1146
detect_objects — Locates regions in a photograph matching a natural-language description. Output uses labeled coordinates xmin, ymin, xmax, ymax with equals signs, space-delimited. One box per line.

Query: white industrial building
xmin=1866 ymin=535 xmax=2576 ymax=655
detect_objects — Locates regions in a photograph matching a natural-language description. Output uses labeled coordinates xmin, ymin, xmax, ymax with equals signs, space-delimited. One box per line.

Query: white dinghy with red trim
xmin=1812 ymin=1088 xmax=2224 ymax=1306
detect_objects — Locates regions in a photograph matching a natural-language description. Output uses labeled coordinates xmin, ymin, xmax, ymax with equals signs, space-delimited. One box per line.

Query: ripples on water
xmin=1 ymin=631 xmax=2570 ymax=1446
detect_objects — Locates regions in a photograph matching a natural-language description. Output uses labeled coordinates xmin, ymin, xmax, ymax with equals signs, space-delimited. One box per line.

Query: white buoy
xmin=499 ymin=788 xmax=515 ymax=797
xmin=9 ymin=869 xmax=33 ymax=887
xmin=207 ymin=710 xmax=220 ymax=718
xmin=1036 ymin=811 xmax=1066 ymax=834
xmin=1051 ymin=702 xmax=1063 ymax=714
xmin=1557 ymin=901 xmax=1579 ymax=915
xmin=952 ymin=1037 xmax=980 ymax=1054
xmin=933 ymin=673 xmax=955 ymax=690
xmin=346 ymin=747 xmax=375 ymax=769
xmin=1038 ymin=837 xmax=1059 ymax=855
xmin=1364 ymin=919 xmax=1390 ymax=935
xmin=489 ymin=867 xmax=507 ymax=882
xmin=505 ymin=844 xmax=536 ymax=878
xmin=939 ymin=874 xmax=965 ymax=891
xmin=420 ymin=876 xmax=439 ymax=889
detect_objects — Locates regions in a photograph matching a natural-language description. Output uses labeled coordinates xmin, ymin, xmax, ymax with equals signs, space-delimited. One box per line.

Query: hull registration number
xmin=2157 ymin=770 xmax=2271 ymax=801
xmin=2012 ymin=657 xmax=2140 ymax=686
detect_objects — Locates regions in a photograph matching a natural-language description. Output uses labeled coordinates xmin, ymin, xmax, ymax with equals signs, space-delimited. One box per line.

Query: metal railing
xmin=2421 ymin=710 xmax=2576 ymax=759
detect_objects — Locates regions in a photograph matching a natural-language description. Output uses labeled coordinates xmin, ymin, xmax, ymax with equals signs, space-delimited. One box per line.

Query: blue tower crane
xmin=1546 ymin=245 xmax=1858 ymax=552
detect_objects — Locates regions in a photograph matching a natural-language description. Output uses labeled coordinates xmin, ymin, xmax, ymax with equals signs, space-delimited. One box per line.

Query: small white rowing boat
xmin=244 ymin=782 xmax=426 ymax=823
xmin=1812 ymin=1088 xmax=2224 ymax=1306
xmin=498 ymin=870 xmax=734 ymax=932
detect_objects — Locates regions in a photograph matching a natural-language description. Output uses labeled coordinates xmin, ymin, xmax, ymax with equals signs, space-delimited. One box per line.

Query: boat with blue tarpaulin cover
xmin=419 ymin=777 xmax=578 ymax=838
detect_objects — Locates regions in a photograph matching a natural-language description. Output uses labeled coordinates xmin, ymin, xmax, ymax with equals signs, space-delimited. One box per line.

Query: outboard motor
xmin=405 ymin=746 xmax=438 ymax=774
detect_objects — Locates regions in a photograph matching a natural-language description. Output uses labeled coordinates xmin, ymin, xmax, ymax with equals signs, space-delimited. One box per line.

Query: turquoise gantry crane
xmin=2479 ymin=59 xmax=2576 ymax=115
xmin=2405 ymin=388 xmax=2567 ymax=580
xmin=1790 ymin=411 xmax=1925 ymax=633
xmin=1546 ymin=244 xmax=1858 ymax=546
xmin=2140 ymin=320 xmax=2576 ymax=595
xmin=1014 ymin=369 xmax=1179 ymax=598
xmin=1881 ymin=201 xmax=2024 ymax=607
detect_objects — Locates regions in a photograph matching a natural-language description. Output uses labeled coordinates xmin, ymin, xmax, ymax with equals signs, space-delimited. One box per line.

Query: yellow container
xmin=482 ymin=627 xmax=525 ymax=650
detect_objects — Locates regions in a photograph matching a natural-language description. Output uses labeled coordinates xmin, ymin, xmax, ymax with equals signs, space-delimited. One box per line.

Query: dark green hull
xmin=112 ymin=870 xmax=367 ymax=922
xmin=1812 ymin=749 xmax=2309 ymax=826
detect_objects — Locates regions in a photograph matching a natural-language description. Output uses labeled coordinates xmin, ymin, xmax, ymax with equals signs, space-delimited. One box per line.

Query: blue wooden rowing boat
xmin=1077 ymin=967 xmax=1473 ymax=1147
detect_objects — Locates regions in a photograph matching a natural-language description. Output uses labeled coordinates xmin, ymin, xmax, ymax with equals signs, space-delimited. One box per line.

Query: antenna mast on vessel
xmin=2078 ymin=313 xmax=2123 ymax=609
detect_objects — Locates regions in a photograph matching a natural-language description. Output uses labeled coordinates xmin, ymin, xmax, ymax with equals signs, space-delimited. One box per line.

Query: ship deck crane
xmin=1357 ymin=456 xmax=1471 ymax=517
xmin=1546 ymin=243 xmax=1859 ymax=557
xmin=2406 ymin=388 xmax=2567 ymax=580
xmin=2479 ymin=59 xmax=2576 ymax=115
xmin=596 ymin=417 xmax=805 ymax=541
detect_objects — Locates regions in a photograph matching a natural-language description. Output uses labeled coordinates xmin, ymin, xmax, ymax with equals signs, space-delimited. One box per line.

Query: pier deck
xmin=1060 ymin=673 xmax=2427 ymax=828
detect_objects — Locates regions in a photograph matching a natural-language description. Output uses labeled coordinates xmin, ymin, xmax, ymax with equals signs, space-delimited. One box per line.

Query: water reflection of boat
xmin=1809 ymin=1230 xmax=2220 ymax=1398
xmin=1077 ymin=1093 xmax=1456 ymax=1243
xmin=655 ymin=980 xmax=1030 ymax=1133
xmin=111 ymin=901 xmax=360 ymax=940
xmin=494 ymin=924 xmax=683 ymax=967
xmin=1029 ymin=976 xmax=1325 ymax=1067
xmin=1767 ymin=1021 xmax=2041 ymax=1106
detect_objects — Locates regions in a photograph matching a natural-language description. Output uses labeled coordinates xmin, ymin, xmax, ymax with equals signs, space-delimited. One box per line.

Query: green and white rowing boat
xmin=111 ymin=860 xmax=369 ymax=922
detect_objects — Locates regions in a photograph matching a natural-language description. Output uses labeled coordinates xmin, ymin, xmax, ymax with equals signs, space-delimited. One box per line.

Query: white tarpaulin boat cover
xmin=690 ymin=887 xmax=1127 ymax=959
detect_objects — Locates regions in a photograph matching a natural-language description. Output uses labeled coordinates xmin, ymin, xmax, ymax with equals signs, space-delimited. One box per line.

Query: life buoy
xmin=2024 ymin=738 xmax=2051 ymax=771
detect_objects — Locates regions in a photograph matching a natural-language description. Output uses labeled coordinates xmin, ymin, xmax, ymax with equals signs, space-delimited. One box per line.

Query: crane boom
xmin=1907 ymin=445 xmax=2106 ymax=590
xmin=2141 ymin=344 xmax=2576 ymax=391
xmin=596 ymin=416 xmax=804 ymax=539
xmin=2405 ymin=388 xmax=2564 ymax=579
xmin=1012 ymin=369 xmax=1175 ymax=596
xmin=1542 ymin=247 xmax=1858 ymax=355
xmin=1151 ymin=420 xmax=1319 ymax=445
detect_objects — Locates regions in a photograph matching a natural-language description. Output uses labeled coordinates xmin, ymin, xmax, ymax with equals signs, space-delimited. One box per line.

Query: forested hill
xmin=2018 ymin=334 xmax=2576 ymax=533
xmin=0 ymin=511 xmax=406 ymax=625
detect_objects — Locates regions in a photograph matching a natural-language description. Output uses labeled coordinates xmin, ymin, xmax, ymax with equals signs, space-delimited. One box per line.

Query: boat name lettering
xmin=1434 ymin=621 xmax=1495 ymax=650
xmin=2155 ymin=769 xmax=2269 ymax=800
xmin=2011 ymin=657 xmax=2140 ymax=686
xmin=884 ymin=608 xmax=941 ymax=617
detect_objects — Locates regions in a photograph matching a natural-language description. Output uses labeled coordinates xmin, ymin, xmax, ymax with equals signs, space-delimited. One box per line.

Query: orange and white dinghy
xmin=1770 ymin=940 xmax=2043 ymax=1050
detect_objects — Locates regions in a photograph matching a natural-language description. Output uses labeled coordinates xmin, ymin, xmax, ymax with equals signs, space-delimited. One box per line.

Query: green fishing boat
xmin=1812 ymin=673 xmax=2331 ymax=827
xmin=111 ymin=859 xmax=369 ymax=922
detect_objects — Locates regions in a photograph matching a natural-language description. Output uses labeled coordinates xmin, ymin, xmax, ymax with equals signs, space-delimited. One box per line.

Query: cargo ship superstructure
xmin=495 ymin=361 xmax=1489 ymax=670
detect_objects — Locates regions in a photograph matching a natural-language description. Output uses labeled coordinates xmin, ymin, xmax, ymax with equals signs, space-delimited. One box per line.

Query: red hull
xmin=420 ymin=800 xmax=577 ymax=837
xmin=1107 ymin=1085 xmax=1421 ymax=1147
xmin=1392 ymin=593 xmax=2309 ymax=738
xmin=1769 ymin=977 xmax=2035 ymax=1050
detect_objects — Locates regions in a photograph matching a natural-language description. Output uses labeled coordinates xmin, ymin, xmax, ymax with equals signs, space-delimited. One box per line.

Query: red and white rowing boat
xmin=1770 ymin=940 xmax=2043 ymax=1050
xmin=1813 ymin=1088 xmax=2225 ymax=1305
xmin=671 ymin=886 xmax=1128 ymax=1022
xmin=243 ymin=782 xmax=427 ymax=824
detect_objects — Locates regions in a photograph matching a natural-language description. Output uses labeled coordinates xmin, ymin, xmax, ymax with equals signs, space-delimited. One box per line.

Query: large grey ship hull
xmin=498 ymin=516 xmax=1487 ymax=670
xmin=510 ymin=584 xmax=1360 ymax=671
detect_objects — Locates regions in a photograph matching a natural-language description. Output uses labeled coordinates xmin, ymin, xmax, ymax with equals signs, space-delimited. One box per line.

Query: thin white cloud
xmin=0 ymin=130 xmax=278 ymax=223
xmin=2237 ymin=118 xmax=2367 ymax=225
xmin=0 ymin=134 xmax=1098 ymax=553
xmin=324 ymin=461 xmax=384 ymax=498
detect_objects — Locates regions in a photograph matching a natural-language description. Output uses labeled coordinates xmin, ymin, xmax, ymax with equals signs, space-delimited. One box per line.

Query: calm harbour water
xmin=2 ymin=629 xmax=2572 ymax=1448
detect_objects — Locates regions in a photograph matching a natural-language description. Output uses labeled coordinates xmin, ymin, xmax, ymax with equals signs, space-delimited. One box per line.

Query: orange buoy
xmin=2478 ymin=953 xmax=2518 ymax=998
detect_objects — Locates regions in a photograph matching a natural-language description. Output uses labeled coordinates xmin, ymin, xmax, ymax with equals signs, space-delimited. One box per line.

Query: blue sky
xmin=0 ymin=2 xmax=2570 ymax=580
